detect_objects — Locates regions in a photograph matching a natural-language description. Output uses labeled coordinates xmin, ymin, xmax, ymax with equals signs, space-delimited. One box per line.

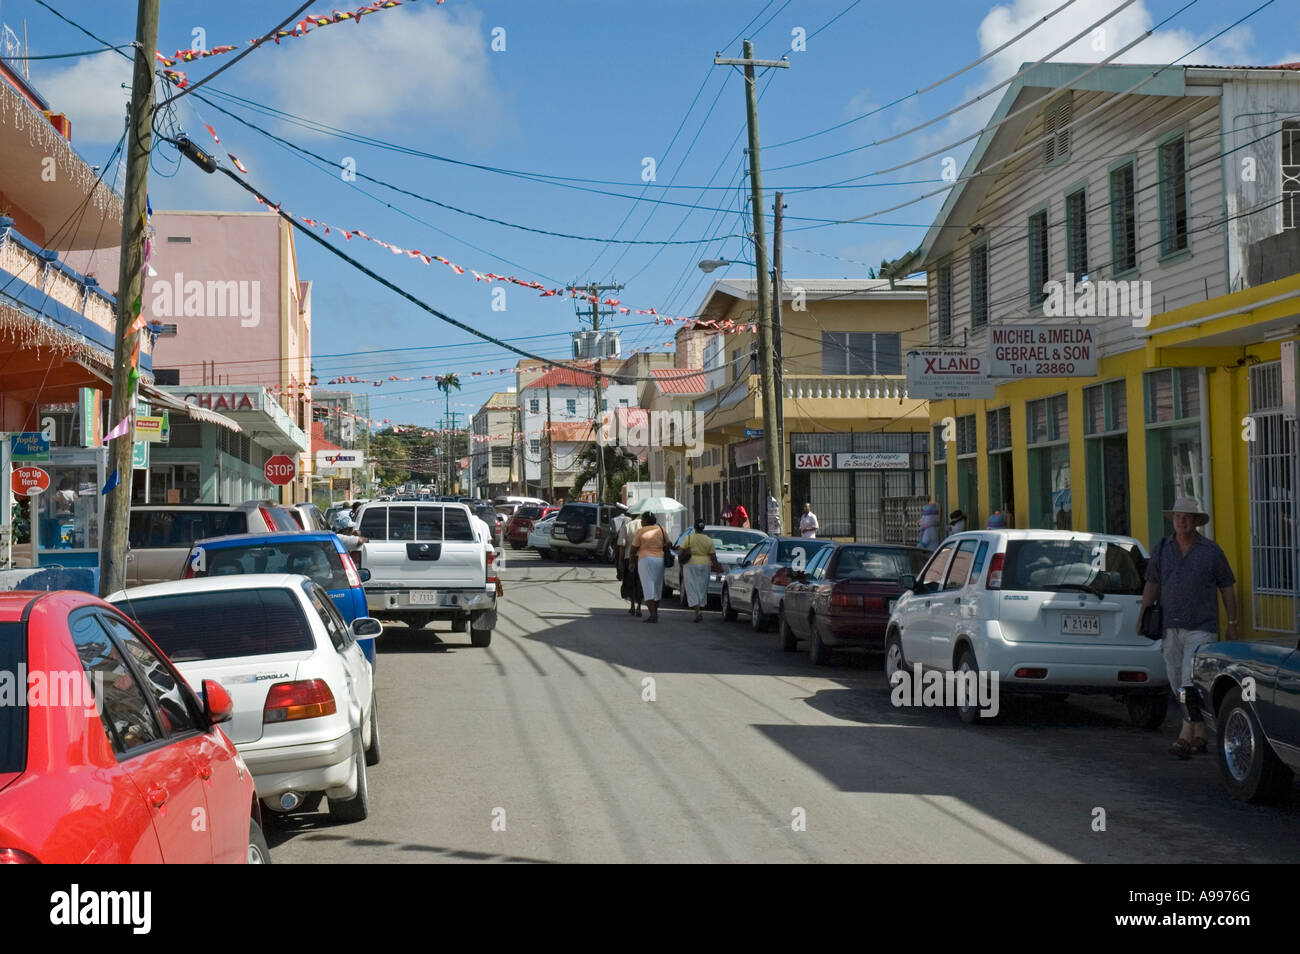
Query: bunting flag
xmin=203 ymin=124 xmax=221 ymax=144
xmin=104 ymin=416 xmax=132 ymax=442
xmin=227 ymin=154 xmax=249 ymax=174
xmin=101 ymin=470 xmax=120 ymax=495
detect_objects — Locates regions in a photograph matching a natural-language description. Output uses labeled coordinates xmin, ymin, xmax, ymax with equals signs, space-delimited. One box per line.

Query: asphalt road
xmin=266 ymin=548 xmax=1300 ymax=863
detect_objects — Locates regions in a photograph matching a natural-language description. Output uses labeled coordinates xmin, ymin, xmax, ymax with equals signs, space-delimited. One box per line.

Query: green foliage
xmin=571 ymin=444 xmax=647 ymax=501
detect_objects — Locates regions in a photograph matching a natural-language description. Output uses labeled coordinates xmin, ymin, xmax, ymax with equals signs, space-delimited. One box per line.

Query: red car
xmin=506 ymin=505 xmax=556 ymax=549
xmin=0 ymin=591 xmax=267 ymax=863
xmin=780 ymin=544 xmax=930 ymax=665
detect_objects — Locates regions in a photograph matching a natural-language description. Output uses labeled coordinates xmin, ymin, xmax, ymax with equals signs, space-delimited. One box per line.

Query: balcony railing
xmin=0 ymin=218 xmax=120 ymax=343
xmin=783 ymin=375 xmax=908 ymax=400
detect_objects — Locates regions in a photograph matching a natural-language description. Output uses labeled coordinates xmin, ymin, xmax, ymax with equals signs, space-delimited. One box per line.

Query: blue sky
xmin=9 ymin=0 xmax=1299 ymax=426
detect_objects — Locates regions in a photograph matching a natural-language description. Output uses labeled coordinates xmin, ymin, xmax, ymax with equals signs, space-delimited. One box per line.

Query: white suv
xmin=886 ymin=530 xmax=1168 ymax=726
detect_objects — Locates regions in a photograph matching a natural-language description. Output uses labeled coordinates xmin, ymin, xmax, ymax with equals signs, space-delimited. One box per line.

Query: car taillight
xmin=341 ymin=552 xmax=361 ymax=588
xmin=832 ymin=590 xmax=852 ymax=608
xmin=263 ymin=679 xmax=336 ymax=723
xmin=772 ymin=568 xmax=789 ymax=587
xmin=182 ymin=558 xmax=196 ymax=579
xmin=486 ymin=549 xmax=498 ymax=583
xmin=259 ymin=506 xmax=279 ymax=532
xmin=864 ymin=596 xmax=885 ymax=611
xmin=986 ymin=552 xmax=1004 ymax=589
xmin=0 ymin=848 xmax=39 ymax=863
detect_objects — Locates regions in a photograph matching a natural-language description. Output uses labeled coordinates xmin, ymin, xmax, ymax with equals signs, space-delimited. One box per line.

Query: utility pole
xmin=773 ymin=191 xmax=786 ymax=534
xmin=715 ymin=41 xmax=788 ymax=536
xmin=546 ymin=385 xmax=555 ymax=502
xmin=100 ymin=0 xmax=160 ymax=596
xmin=577 ymin=281 xmax=622 ymax=503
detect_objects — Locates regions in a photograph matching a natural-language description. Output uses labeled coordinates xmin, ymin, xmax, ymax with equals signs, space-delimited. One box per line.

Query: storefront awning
xmin=73 ymin=361 xmax=243 ymax=433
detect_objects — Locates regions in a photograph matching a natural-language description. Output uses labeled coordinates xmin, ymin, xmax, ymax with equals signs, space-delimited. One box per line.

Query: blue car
xmin=180 ymin=531 xmax=377 ymax=666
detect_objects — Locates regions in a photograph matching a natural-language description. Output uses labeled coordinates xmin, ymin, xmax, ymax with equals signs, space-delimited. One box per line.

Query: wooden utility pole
xmin=715 ymin=41 xmax=788 ymax=535
xmin=580 ymin=281 xmax=622 ymax=503
xmin=100 ymin=0 xmax=160 ymax=596
xmin=772 ymin=191 xmax=786 ymax=533
xmin=546 ymin=384 xmax=554 ymax=502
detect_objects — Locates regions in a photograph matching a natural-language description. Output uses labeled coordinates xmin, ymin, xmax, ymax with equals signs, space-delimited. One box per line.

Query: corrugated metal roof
xmin=525 ymin=366 xmax=606 ymax=389
xmin=649 ymin=368 xmax=708 ymax=394
xmin=547 ymin=421 xmax=596 ymax=441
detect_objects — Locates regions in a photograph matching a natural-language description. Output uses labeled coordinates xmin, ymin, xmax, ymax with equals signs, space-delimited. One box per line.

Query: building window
xmin=1144 ymin=367 xmax=1204 ymax=544
xmin=956 ymin=414 xmax=978 ymax=528
xmin=1247 ymin=362 xmax=1294 ymax=630
xmin=491 ymin=447 xmax=512 ymax=467
xmin=820 ymin=332 xmax=902 ymax=375
xmin=987 ymin=406 xmax=1014 ymax=525
xmin=1026 ymin=394 xmax=1070 ymax=529
xmin=969 ymin=244 xmax=988 ymax=329
xmin=619 ymin=398 xmax=629 ymax=406
xmin=937 ymin=262 xmax=952 ymax=340
xmin=1066 ymin=188 xmax=1088 ymax=277
xmin=1028 ymin=209 xmax=1049 ymax=307
xmin=1159 ymin=133 xmax=1189 ymax=256
xmin=601 ymin=399 xmax=608 ymax=411
xmin=529 ymin=439 xmax=541 ymax=456
xmin=529 ymin=398 xmax=539 ymax=414
xmin=1084 ymin=380 xmax=1130 ymax=535
xmin=566 ymin=398 xmax=576 ymax=415
xmin=1042 ymin=94 xmax=1071 ymax=165
xmin=932 ymin=423 xmax=948 ymax=521
xmin=1110 ymin=162 xmax=1137 ymax=274
xmin=1283 ymin=121 xmax=1300 ymax=231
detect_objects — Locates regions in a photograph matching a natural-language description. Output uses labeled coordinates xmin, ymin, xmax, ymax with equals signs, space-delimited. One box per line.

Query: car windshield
xmin=0 ymin=622 xmax=23 ymax=774
xmin=835 ymin=547 xmax=929 ymax=579
xmin=516 ymin=506 xmax=543 ymax=520
xmin=558 ymin=506 xmax=596 ymax=524
xmin=708 ymin=529 xmax=767 ymax=552
xmin=776 ymin=539 xmax=833 ymax=563
xmin=119 ymin=588 xmax=315 ymax=662
xmin=191 ymin=540 xmax=348 ymax=590
xmin=1002 ymin=539 xmax=1146 ymax=595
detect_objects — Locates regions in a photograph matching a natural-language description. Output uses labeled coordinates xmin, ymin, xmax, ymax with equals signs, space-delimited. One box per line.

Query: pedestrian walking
xmin=633 ymin=511 xmax=671 ymax=623
xmin=799 ymin=502 xmax=819 ymax=538
xmin=618 ymin=510 xmax=643 ymax=616
xmin=918 ymin=503 xmax=941 ymax=550
xmin=610 ymin=502 xmax=631 ymax=581
xmin=727 ymin=499 xmax=750 ymax=528
xmin=679 ymin=519 xmax=719 ymax=622
xmin=1137 ymin=496 xmax=1238 ymax=759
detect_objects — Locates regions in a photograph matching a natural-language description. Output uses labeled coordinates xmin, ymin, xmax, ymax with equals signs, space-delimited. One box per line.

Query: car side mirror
xmin=350 ymin=617 xmax=383 ymax=641
xmin=202 ymin=679 xmax=233 ymax=726
xmin=900 ymin=574 xmax=917 ymax=592
xmin=359 ymin=567 xmax=371 ymax=583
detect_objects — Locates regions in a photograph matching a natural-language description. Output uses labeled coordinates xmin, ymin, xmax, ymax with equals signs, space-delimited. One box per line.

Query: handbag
xmin=661 ymin=528 xmax=675 ymax=569
xmin=1139 ymin=537 xmax=1166 ymax=640
xmin=678 ymin=532 xmax=693 ymax=565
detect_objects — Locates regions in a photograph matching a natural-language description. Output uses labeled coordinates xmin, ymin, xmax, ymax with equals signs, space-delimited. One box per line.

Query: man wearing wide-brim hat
xmin=1137 ymin=496 xmax=1238 ymax=759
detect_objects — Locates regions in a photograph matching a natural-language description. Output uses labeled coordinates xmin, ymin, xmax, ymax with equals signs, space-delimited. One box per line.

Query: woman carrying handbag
xmin=633 ymin=512 xmax=670 ymax=623
xmin=680 ymin=519 xmax=719 ymax=622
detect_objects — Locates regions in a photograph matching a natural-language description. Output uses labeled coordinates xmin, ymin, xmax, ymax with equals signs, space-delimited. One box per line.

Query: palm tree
xmin=434 ymin=373 xmax=462 ymax=492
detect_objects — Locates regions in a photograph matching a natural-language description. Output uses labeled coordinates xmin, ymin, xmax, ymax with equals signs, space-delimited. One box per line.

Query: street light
xmin=697 ymin=258 xmax=756 ymax=273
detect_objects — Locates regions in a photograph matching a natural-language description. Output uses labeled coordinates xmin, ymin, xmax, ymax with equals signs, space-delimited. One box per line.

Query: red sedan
xmin=0 ymin=591 xmax=266 ymax=863
xmin=506 ymin=505 xmax=556 ymax=549
xmin=781 ymin=544 xmax=930 ymax=665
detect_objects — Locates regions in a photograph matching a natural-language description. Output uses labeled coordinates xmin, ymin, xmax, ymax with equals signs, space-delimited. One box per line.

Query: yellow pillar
xmin=1068 ymin=386 xmax=1086 ymax=531
xmin=1125 ymin=371 xmax=1149 ymax=549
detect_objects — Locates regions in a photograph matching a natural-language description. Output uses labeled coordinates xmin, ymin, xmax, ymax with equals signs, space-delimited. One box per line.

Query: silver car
xmin=721 ymin=536 xmax=836 ymax=632
xmin=663 ymin=526 xmax=768 ymax=604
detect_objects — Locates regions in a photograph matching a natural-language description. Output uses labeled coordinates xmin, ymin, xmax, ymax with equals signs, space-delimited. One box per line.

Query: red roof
xmin=312 ymin=421 xmax=343 ymax=454
xmin=546 ymin=421 xmax=597 ymax=441
xmin=650 ymin=368 xmax=708 ymax=394
xmin=525 ymin=366 xmax=607 ymax=389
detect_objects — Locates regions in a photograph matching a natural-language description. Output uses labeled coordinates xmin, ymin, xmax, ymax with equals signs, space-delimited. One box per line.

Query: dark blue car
xmin=181 ymin=531 xmax=376 ymax=666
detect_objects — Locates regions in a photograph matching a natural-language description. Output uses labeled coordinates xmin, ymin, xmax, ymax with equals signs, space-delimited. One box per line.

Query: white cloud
xmin=32 ymin=52 xmax=133 ymax=144
xmin=249 ymin=4 xmax=505 ymax=143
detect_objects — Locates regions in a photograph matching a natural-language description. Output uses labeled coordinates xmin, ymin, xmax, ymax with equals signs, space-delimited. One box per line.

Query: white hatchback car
xmin=108 ymin=574 xmax=382 ymax=823
xmin=886 ymin=530 xmax=1168 ymax=726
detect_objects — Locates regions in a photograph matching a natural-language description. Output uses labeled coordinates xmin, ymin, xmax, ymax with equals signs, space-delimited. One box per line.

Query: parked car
xmin=886 ymin=530 xmax=1168 ymax=725
xmin=181 ymin=531 xmax=376 ymax=666
xmin=354 ymin=500 xmax=497 ymax=644
xmin=663 ymin=526 xmax=769 ymax=604
xmin=506 ymin=505 xmax=557 ymax=549
xmin=109 ymin=575 xmax=381 ymax=824
xmin=1192 ymin=636 xmax=1299 ymax=803
xmin=721 ymin=537 xmax=835 ymax=630
xmin=0 ymin=590 xmax=266 ymax=862
xmin=289 ymin=502 xmax=329 ymax=532
xmin=782 ymin=543 xmax=931 ymax=664
xmin=528 ymin=512 xmax=559 ymax=556
xmin=549 ymin=502 xmax=619 ymax=562
xmin=126 ymin=501 xmax=298 ymax=587
xmin=473 ymin=501 xmax=505 ymax=547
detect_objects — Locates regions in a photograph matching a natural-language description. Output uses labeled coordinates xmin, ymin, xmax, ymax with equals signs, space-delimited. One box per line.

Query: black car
xmin=1192 ymin=636 xmax=1300 ymax=803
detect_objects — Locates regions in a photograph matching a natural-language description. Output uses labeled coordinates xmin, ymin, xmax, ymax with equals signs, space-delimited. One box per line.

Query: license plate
xmin=1062 ymin=613 xmax=1100 ymax=634
xmin=409 ymin=591 xmax=440 ymax=605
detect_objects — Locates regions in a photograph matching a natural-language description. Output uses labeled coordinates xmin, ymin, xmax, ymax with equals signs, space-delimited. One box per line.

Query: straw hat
xmin=1163 ymin=496 xmax=1209 ymax=526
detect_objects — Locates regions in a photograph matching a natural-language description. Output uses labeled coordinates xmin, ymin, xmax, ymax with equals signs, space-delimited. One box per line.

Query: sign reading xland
xmin=906 ymin=349 xmax=994 ymax=400
xmin=988 ymin=325 xmax=1097 ymax=378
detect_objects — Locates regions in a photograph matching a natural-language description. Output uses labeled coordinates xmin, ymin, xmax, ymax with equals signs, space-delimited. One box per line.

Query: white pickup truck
xmin=354 ymin=501 xmax=498 ymax=646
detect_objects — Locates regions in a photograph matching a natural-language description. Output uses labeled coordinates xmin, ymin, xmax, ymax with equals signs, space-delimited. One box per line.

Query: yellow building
xmin=913 ymin=60 xmax=1300 ymax=639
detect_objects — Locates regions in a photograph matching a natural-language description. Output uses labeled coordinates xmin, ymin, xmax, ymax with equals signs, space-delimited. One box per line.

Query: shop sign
xmin=315 ymin=450 xmax=363 ymax=470
xmin=744 ymin=428 xmax=765 ymax=438
xmin=9 ymin=432 xmax=50 ymax=463
xmin=905 ymin=349 xmax=995 ymax=400
xmin=794 ymin=452 xmax=832 ymax=469
xmin=836 ymin=453 xmax=911 ymax=469
xmin=135 ymin=416 xmax=167 ymax=442
xmin=133 ymin=441 xmax=150 ymax=470
xmin=987 ymin=325 xmax=1098 ymax=378
xmin=11 ymin=466 xmax=50 ymax=496
xmin=182 ymin=391 xmax=262 ymax=412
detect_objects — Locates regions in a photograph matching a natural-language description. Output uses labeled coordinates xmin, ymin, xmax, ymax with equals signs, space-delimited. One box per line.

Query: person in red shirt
xmin=728 ymin=499 xmax=749 ymax=528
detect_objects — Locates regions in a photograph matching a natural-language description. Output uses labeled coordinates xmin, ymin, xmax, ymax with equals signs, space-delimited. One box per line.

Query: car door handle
xmin=195 ymin=758 xmax=212 ymax=781
xmin=147 ymin=783 xmax=169 ymax=809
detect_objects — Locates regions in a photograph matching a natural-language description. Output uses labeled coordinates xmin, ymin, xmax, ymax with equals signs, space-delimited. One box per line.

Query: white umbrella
xmin=626 ymin=496 xmax=685 ymax=514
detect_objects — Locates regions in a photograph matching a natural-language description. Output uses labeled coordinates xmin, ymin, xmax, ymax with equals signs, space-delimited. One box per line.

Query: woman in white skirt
xmin=680 ymin=519 xmax=718 ymax=622
xmin=633 ymin=511 xmax=670 ymax=623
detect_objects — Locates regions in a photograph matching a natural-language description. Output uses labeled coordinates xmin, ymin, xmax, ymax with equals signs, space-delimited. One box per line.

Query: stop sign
xmin=265 ymin=455 xmax=297 ymax=486
xmin=11 ymin=466 xmax=50 ymax=496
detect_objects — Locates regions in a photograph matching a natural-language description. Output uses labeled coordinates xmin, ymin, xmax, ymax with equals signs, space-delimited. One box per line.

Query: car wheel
xmin=328 ymin=746 xmax=370 ymax=824
xmin=364 ymin=695 xmax=382 ymax=767
xmin=884 ymin=631 xmax=907 ymax=686
xmin=779 ymin=611 xmax=797 ymax=652
xmin=510 ymin=541 xmax=522 ymax=550
xmin=954 ymin=648 xmax=995 ymax=724
xmin=1217 ymin=686 xmax=1294 ymax=803
xmin=539 ymin=548 xmax=553 ymax=560
xmin=721 ymin=587 xmax=738 ymax=621
xmin=809 ymin=617 xmax=831 ymax=666
xmin=471 ymin=621 xmax=492 ymax=647
xmin=1126 ymin=694 xmax=1168 ymax=730
xmin=247 ymin=818 xmax=271 ymax=864
xmin=751 ymin=595 xmax=770 ymax=632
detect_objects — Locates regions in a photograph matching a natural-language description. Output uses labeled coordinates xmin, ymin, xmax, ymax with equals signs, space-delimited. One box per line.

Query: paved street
xmin=267 ymin=549 xmax=1300 ymax=864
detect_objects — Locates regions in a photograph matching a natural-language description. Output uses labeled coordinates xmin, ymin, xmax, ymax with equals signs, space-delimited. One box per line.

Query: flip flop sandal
xmin=1168 ymin=739 xmax=1193 ymax=759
